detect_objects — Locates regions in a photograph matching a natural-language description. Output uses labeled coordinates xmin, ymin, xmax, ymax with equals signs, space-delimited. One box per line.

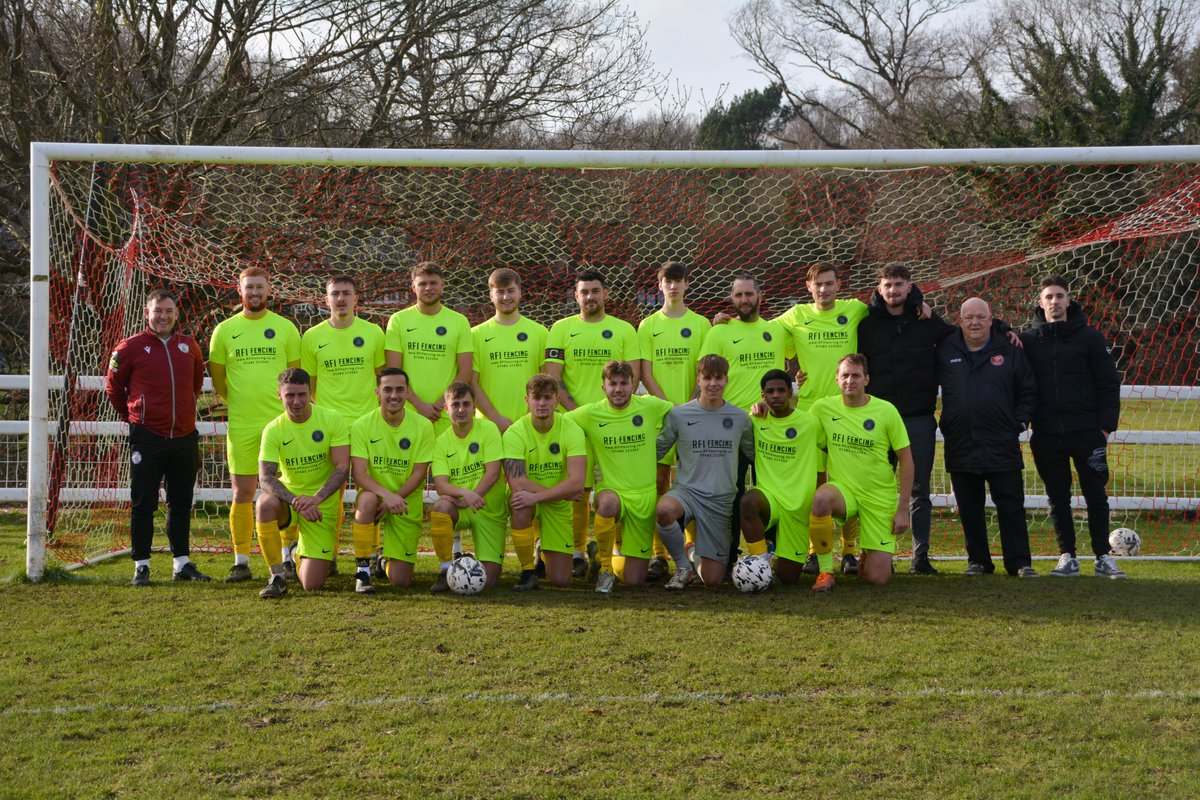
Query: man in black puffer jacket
xmin=1019 ymin=275 xmax=1124 ymax=580
xmin=937 ymin=297 xmax=1038 ymax=577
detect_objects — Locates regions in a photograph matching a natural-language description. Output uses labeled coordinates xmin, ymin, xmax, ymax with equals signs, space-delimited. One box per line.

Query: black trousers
xmin=129 ymin=425 xmax=200 ymax=561
xmin=950 ymin=469 xmax=1032 ymax=575
xmin=1031 ymin=429 xmax=1111 ymax=558
xmin=890 ymin=414 xmax=937 ymax=559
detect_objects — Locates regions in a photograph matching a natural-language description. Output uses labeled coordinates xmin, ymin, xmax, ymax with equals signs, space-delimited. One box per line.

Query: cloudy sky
xmin=634 ymin=0 xmax=768 ymax=116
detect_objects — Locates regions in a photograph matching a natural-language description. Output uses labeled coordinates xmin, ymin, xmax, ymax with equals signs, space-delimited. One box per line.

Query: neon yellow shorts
xmin=290 ymin=493 xmax=343 ymax=560
xmin=756 ymin=487 xmax=811 ymax=564
xmin=455 ymin=507 xmax=509 ymax=564
xmin=657 ymin=445 xmax=677 ymax=468
xmin=380 ymin=514 xmax=423 ymax=563
xmin=226 ymin=427 xmax=265 ymax=476
xmin=602 ymin=488 xmax=656 ymax=559
xmin=533 ymin=500 xmax=573 ymax=555
xmin=826 ymin=481 xmax=898 ymax=554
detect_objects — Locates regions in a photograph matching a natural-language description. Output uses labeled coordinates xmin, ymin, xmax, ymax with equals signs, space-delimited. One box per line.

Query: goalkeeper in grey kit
xmin=655 ymin=354 xmax=756 ymax=589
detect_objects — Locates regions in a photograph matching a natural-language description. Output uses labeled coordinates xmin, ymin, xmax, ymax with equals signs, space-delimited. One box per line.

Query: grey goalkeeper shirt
xmin=656 ymin=400 xmax=754 ymax=501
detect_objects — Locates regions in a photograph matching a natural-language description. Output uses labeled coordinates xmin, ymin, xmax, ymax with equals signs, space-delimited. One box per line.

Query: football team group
xmin=104 ymin=259 xmax=1125 ymax=598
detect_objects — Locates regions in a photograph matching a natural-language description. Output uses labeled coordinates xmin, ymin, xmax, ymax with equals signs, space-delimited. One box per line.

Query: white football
xmin=1108 ymin=527 xmax=1142 ymax=557
xmin=447 ymin=556 xmax=487 ymax=595
xmin=731 ymin=556 xmax=773 ymax=594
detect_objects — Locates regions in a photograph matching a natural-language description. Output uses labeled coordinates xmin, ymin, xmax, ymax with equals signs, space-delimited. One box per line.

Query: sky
xmin=632 ymin=0 xmax=768 ymax=117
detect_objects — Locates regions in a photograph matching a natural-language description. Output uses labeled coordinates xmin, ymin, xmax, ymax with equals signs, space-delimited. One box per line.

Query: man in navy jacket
xmin=106 ymin=288 xmax=209 ymax=586
xmin=937 ymin=298 xmax=1038 ymax=577
xmin=1019 ymin=275 xmax=1125 ymax=579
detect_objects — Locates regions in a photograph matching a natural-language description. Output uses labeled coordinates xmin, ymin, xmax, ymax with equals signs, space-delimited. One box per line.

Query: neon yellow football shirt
xmin=567 ymin=395 xmax=673 ymax=495
xmin=300 ymin=317 xmax=385 ymax=424
xmin=697 ymin=318 xmax=791 ymax=411
xmin=810 ymin=394 xmax=910 ymax=511
xmin=258 ymin=404 xmax=349 ymax=496
xmin=209 ymin=311 xmax=301 ymax=429
xmin=776 ymin=299 xmax=869 ymax=410
xmin=471 ymin=315 xmax=548 ymax=422
xmin=384 ymin=305 xmax=473 ymax=405
xmin=544 ymin=315 xmax=639 ymax=406
xmin=350 ymin=408 xmax=435 ymax=523
xmin=637 ymin=309 xmax=712 ymax=405
xmin=432 ymin=418 xmax=507 ymax=518
xmin=751 ymin=408 xmax=826 ymax=511
xmin=502 ymin=413 xmax=587 ymax=489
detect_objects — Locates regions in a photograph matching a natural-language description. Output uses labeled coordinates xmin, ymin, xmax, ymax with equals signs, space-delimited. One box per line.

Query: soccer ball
xmin=731 ymin=556 xmax=773 ymax=594
xmin=1108 ymin=527 xmax=1142 ymax=557
xmin=447 ymin=556 xmax=487 ymax=595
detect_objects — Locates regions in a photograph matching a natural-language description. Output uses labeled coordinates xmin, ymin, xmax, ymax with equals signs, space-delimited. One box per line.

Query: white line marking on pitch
xmin=5 ymin=687 xmax=1200 ymax=717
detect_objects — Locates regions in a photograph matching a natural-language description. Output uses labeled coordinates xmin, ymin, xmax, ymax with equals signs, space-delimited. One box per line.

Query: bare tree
xmin=729 ymin=0 xmax=976 ymax=147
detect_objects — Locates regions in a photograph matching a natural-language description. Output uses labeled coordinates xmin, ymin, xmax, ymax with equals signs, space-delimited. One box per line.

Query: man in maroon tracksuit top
xmin=105 ymin=288 xmax=209 ymax=586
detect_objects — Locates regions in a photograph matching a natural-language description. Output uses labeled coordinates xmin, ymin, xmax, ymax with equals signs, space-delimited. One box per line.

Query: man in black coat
xmin=1019 ymin=275 xmax=1125 ymax=579
xmin=937 ymin=297 xmax=1038 ymax=577
xmin=858 ymin=264 xmax=954 ymax=574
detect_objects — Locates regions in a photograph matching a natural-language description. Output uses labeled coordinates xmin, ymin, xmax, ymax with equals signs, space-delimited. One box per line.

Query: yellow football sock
xmin=747 ymin=538 xmax=768 ymax=557
xmin=511 ymin=525 xmax=538 ymax=571
xmin=352 ymin=522 xmax=376 ymax=560
xmin=652 ymin=529 xmax=669 ymax=560
xmin=611 ymin=553 xmax=626 ymax=582
xmin=430 ymin=511 xmax=455 ymax=563
xmin=593 ymin=514 xmax=617 ymax=573
xmin=280 ymin=521 xmax=299 ymax=553
xmin=810 ymin=513 xmax=835 ymax=573
xmin=256 ymin=519 xmax=283 ymax=570
xmin=374 ymin=521 xmax=381 ymax=549
xmin=684 ymin=520 xmax=696 ymax=547
xmin=572 ymin=494 xmax=591 ymax=552
xmin=840 ymin=517 xmax=859 ymax=558
xmin=230 ymin=502 xmax=254 ymax=556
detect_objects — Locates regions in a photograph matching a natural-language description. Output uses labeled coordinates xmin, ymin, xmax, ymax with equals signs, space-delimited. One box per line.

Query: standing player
xmin=568 ymin=361 xmax=673 ymax=594
xmin=637 ymin=262 xmax=712 ymax=580
xmin=504 ymin=375 xmax=588 ymax=590
xmin=300 ymin=274 xmax=386 ymax=572
xmin=255 ymin=369 xmax=350 ymax=598
xmin=698 ymin=273 xmax=791 ymax=559
xmin=741 ymin=370 xmax=828 ymax=588
xmin=384 ymin=262 xmax=473 ymax=434
xmin=470 ymin=268 xmax=548 ymax=433
xmin=1020 ymin=276 xmax=1124 ymax=579
xmin=209 ymin=267 xmax=301 ymax=582
xmin=350 ymin=368 xmax=435 ymax=590
xmin=809 ymin=355 xmax=914 ymax=587
xmin=429 ymin=383 xmax=508 ymax=592
xmin=857 ymin=264 xmax=954 ymax=574
xmin=543 ymin=269 xmax=640 ymax=577
xmin=105 ymin=288 xmax=209 ymax=585
xmin=655 ymin=355 xmax=754 ymax=589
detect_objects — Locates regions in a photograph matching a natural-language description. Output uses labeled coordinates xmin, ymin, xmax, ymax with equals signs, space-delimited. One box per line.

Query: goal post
xmin=26 ymin=142 xmax=1200 ymax=580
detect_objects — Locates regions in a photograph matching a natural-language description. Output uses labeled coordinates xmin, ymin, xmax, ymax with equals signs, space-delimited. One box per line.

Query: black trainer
xmin=173 ymin=562 xmax=212 ymax=582
xmin=225 ymin=563 xmax=253 ymax=583
xmin=430 ymin=568 xmax=451 ymax=594
xmin=841 ymin=554 xmax=859 ymax=575
xmin=258 ymin=574 xmax=287 ymax=599
xmin=535 ymin=554 xmax=547 ymax=578
xmin=371 ymin=555 xmax=388 ymax=580
xmin=801 ymin=554 xmax=820 ymax=575
xmin=571 ymin=555 xmax=587 ymax=578
xmin=355 ymin=572 xmax=376 ymax=595
xmin=281 ymin=559 xmax=298 ymax=582
xmin=909 ymin=555 xmax=938 ymax=575
xmin=514 ymin=569 xmax=540 ymax=592
xmin=131 ymin=565 xmax=150 ymax=587
xmin=646 ymin=556 xmax=669 ymax=582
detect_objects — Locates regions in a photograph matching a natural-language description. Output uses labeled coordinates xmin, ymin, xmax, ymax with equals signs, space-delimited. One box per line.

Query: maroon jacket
xmin=105 ymin=328 xmax=205 ymax=438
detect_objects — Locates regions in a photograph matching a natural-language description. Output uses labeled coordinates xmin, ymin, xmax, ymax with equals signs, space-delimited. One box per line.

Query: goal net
xmin=26 ymin=145 xmax=1200 ymax=575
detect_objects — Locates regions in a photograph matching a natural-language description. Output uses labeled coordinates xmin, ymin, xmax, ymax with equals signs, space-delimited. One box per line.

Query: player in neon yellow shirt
xmin=470 ymin=268 xmax=547 ymax=432
xmin=254 ymin=368 xmax=349 ymax=598
xmin=543 ymin=269 xmax=640 ymax=579
xmin=638 ymin=262 xmax=713 ymax=579
xmin=568 ymin=360 xmax=673 ymax=594
xmin=429 ymin=383 xmax=508 ymax=593
xmin=384 ymin=262 xmax=473 ymax=436
xmin=741 ymin=369 xmax=828 ymax=589
xmin=350 ymin=368 xmax=435 ymax=590
xmin=504 ymin=375 xmax=588 ymax=589
xmin=208 ymin=266 xmax=300 ymax=583
xmin=809 ymin=354 xmax=913 ymax=587
xmin=301 ymin=274 xmax=385 ymax=426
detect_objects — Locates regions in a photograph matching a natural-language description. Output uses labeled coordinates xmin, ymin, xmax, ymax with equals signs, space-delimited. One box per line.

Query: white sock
xmin=440 ymin=560 xmax=452 ymax=570
xmin=172 ymin=555 xmax=190 ymax=571
xmin=135 ymin=559 xmax=150 ymax=570
xmin=234 ymin=553 xmax=249 ymax=566
xmin=574 ymin=549 xmax=585 ymax=559
xmin=453 ymin=533 xmax=462 ymax=553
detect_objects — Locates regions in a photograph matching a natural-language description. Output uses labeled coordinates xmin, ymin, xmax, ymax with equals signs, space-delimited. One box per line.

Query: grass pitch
xmin=2 ymin=510 xmax=1199 ymax=798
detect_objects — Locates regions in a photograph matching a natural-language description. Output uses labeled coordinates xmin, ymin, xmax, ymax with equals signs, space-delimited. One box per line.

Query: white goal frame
xmin=27 ymin=142 xmax=1200 ymax=581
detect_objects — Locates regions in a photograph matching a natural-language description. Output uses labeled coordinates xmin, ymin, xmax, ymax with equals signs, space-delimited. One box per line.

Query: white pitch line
xmin=6 ymin=687 xmax=1200 ymax=718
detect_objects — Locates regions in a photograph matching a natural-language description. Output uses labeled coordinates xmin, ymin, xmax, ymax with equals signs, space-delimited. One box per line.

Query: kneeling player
xmin=350 ymin=368 xmax=435 ymax=591
xmin=741 ymin=370 xmax=827 ymax=589
xmin=504 ymin=375 xmax=587 ymax=589
xmin=429 ymin=382 xmax=508 ymax=592
xmin=809 ymin=354 xmax=913 ymax=586
xmin=655 ymin=354 xmax=754 ymax=588
xmin=568 ymin=361 xmax=673 ymax=593
xmin=256 ymin=368 xmax=349 ymax=598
